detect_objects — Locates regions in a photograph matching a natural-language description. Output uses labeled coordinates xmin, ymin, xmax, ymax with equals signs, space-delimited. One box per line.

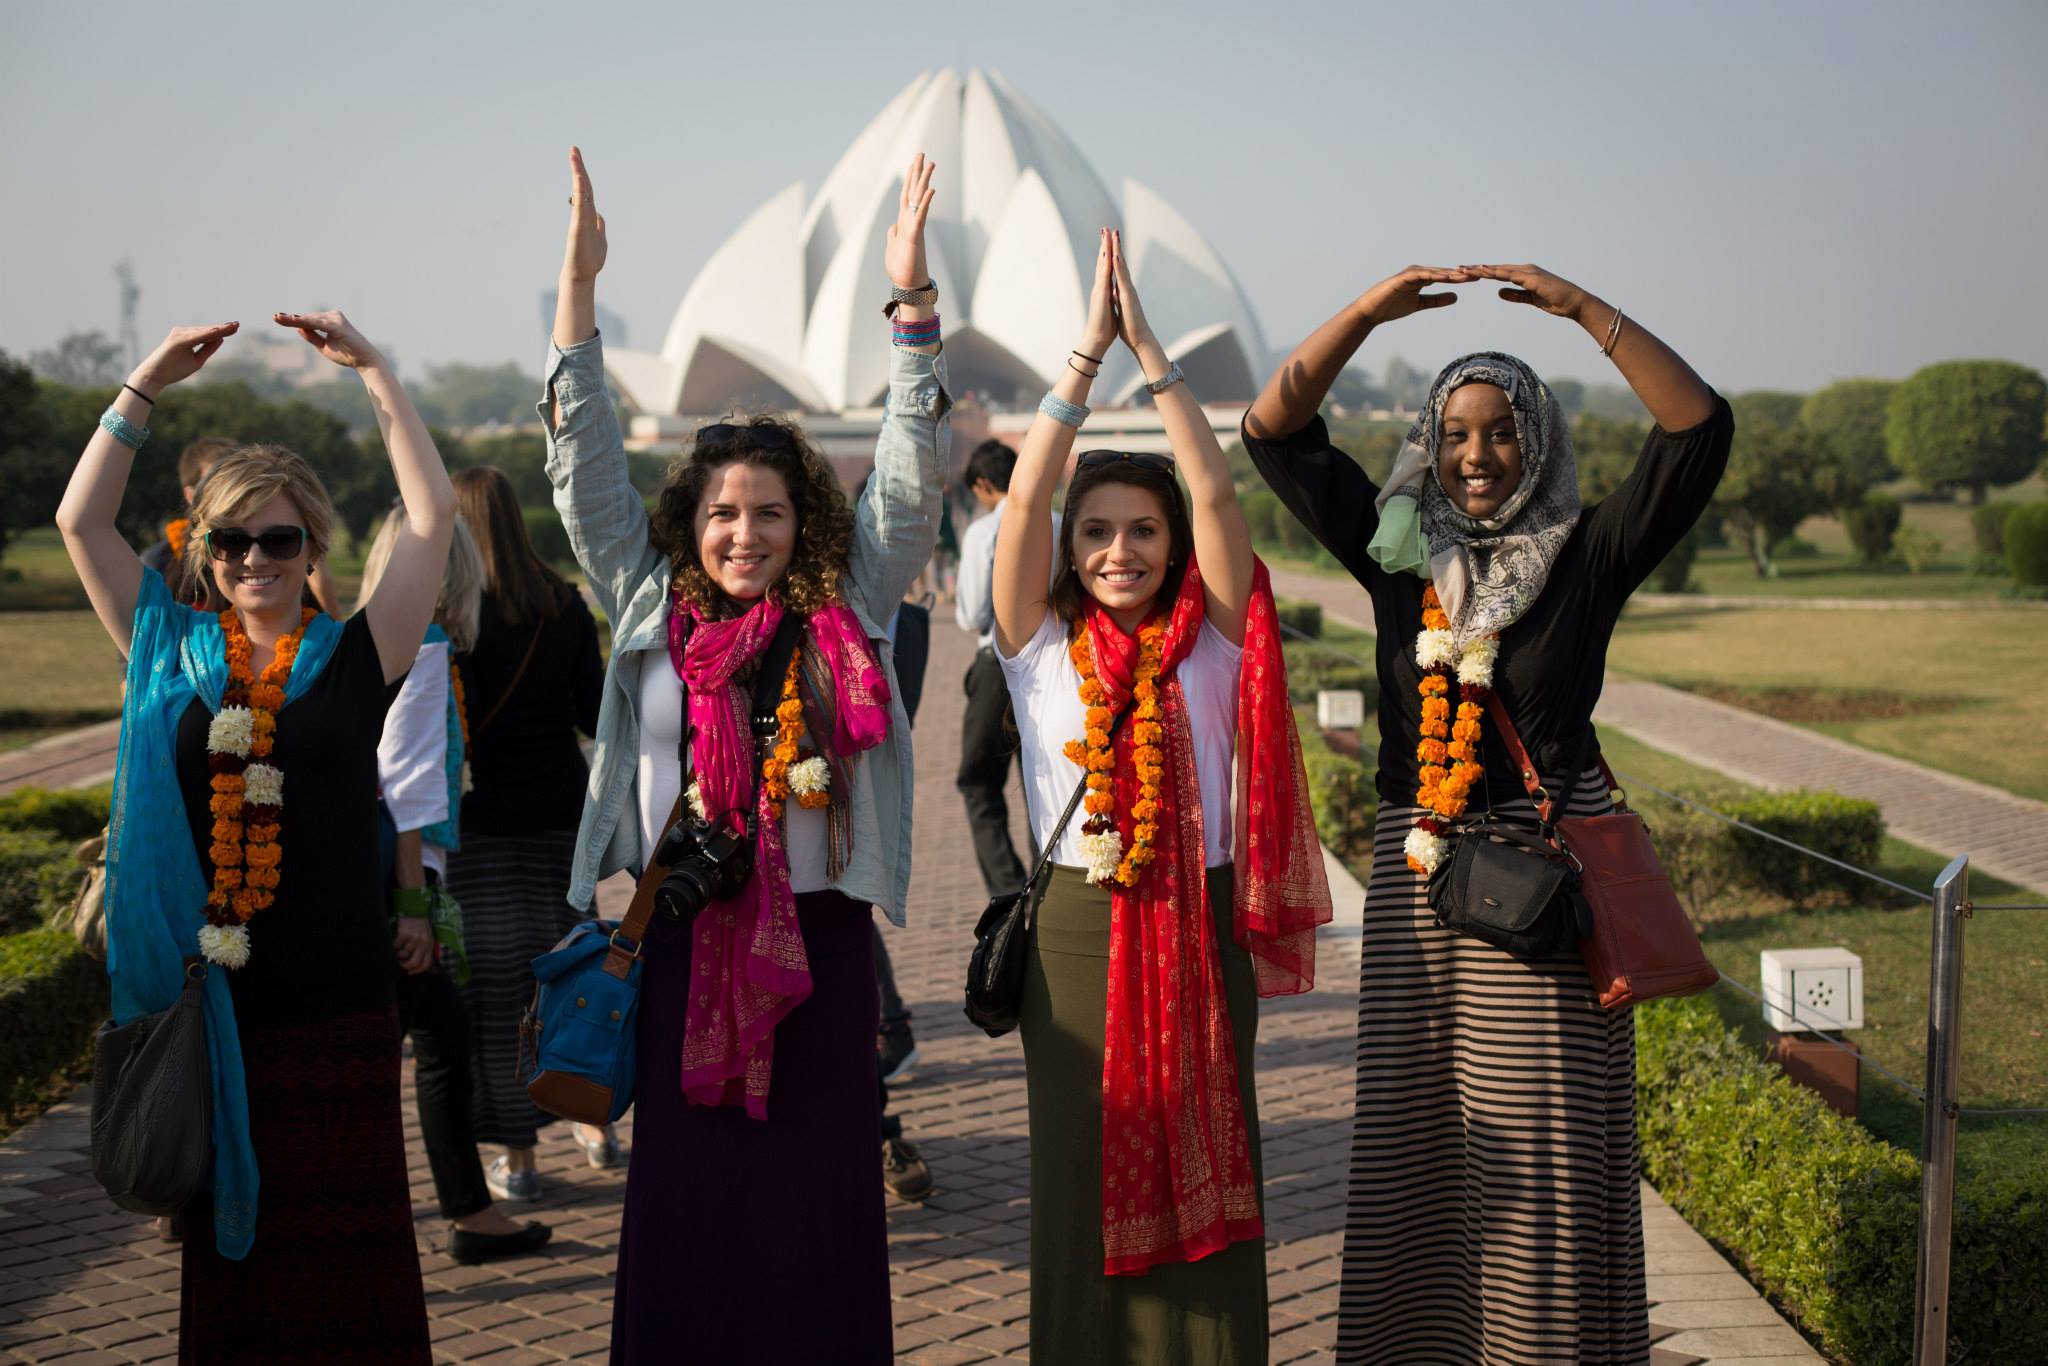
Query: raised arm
xmin=541 ymin=148 xmax=662 ymax=624
xmin=993 ymin=230 xmax=1119 ymax=656
xmin=55 ymin=322 xmax=239 ymax=655
xmin=1461 ymin=263 xmax=1714 ymax=432
xmin=276 ymin=310 xmax=456 ymax=682
xmin=1109 ymin=230 xmax=1252 ymax=642
xmin=1245 ymin=266 xmax=1470 ymax=440
xmin=848 ymin=155 xmax=950 ymax=620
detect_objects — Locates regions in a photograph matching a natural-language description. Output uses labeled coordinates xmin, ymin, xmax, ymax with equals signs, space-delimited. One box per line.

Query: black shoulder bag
xmin=964 ymin=702 xmax=1129 ymax=1038
xmin=1425 ymin=719 xmax=1595 ymax=959
xmin=89 ymin=957 xmax=213 ymax=1215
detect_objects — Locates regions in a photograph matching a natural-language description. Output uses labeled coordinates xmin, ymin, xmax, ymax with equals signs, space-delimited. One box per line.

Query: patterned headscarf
xmin=1367 ymin=351 xmax=1580 ymax=646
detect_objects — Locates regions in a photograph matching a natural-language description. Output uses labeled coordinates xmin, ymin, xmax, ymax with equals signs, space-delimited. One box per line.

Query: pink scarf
xmin=666 ymin=593 xmax=892 ymax=1117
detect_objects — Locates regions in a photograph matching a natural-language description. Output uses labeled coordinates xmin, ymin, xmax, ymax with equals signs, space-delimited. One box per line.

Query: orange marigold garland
xmin=695 ymin=648 xmax=830 ymax=825
xmin=199 ymin=606 xmax=315 ymax=968
xmin=1404 ymin=584 xmax=1500 ymax=877
xmin=449 ymin=658 xmax=474 ymax=794
xmin=165 ymin=518 xmax=191 ymax=562
xmin=1062 ymin=622 xmax=1166 ymax=887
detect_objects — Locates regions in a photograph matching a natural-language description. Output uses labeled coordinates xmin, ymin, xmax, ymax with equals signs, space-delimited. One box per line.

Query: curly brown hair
xmin=649 ymin=416 xmax=854 ymax=617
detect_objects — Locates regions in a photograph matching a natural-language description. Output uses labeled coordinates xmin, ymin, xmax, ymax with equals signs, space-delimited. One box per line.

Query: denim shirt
xmin=542 ymin=332 xmax=951 ymax=923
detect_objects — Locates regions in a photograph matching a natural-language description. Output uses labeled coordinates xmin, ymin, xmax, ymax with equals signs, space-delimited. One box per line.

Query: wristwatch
xmin=882 ymin=280 xmax=940 ymax=317
xmin=1144 ymin=361 xmax=1185 ymax=395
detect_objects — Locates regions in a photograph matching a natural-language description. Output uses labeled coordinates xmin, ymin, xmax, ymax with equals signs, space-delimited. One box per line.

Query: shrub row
xmin=1636 ymin=994 xmax=2047 ymax=1364
xmin=1304 ymin=749 xmax=1376 ymax=867
xmin=0 ymin=929 xmax=106 ymax=1117
xmin=1646 ymin=787 xmax=1887 ymax=913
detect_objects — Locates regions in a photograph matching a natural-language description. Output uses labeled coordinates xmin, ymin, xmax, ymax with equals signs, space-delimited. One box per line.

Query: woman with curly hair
xmin=541 ymin=147 xmax=948 ymax=1365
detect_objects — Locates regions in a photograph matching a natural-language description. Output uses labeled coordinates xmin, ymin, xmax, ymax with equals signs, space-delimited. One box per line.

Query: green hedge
xmin=1969 ymin=499 xmax=2017 ymax=555
xmin=0 ymin=829 xmax=80 ymax=937
xmin=0 ymin=784 xmax=109 ymax=843
xmin=1274 ymin=599 xmax=1323 ymax=640
xmin=1841 ymin=493 xmax=1902 ymax=565
xmin=2007 ymin=502 xmax=2048 ymax=587
xmin=1637 ymin=994 xmax=2047 ymax=1364
xmin=1718 ymin=789 xmax=1884 ymax=903
xmin=0 ymin=929 xmax=106 ymax=1116
xmin=1305 ymin=749 xmax=1376 ymax=866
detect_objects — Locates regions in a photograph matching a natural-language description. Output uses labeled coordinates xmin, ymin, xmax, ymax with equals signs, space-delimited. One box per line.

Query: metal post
xmin=1912 ymin=854 xmax=1969 ymax=1366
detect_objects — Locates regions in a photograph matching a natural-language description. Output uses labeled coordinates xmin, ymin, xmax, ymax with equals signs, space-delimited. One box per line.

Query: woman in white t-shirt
xmin=991 ymin=230 xmax=1332 ymax=1365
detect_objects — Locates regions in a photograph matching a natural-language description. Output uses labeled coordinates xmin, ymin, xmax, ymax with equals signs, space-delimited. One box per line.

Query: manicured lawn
xmin=1608 ymin=603 xmax=2048 ymax=801
xmin=0 ymin=612 xmax=125 ymax=747
xmin=1597 ymin=730 xmax=2045 ymax=1178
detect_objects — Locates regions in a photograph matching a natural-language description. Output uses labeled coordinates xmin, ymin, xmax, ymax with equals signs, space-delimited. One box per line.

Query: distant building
xmin=609 ymin=67 xmax=1268 ymax=440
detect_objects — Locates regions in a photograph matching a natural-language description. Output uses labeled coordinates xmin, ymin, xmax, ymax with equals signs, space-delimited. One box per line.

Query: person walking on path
xmin=542 ymin=146 xmax=948 ymax=1366
xmin=1244 ymin=263 xmax=1732 ymax=1365
xmin=953 ymin=437 xmax=1032 ymax=899
xmin=445 ymin=465 xmax=615 ymax=1196
xmin=58 ymin=309 xmax=456 ymax=1364
xmin=992 ymin=229 xmax=1330 ymax=1365
xmin=360 ymin=506 xmax=555 ymax=1265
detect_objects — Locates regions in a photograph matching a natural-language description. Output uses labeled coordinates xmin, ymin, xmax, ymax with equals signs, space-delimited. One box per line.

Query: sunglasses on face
xmin=1076 ymin=450 xmax=1173 ymax=474
xmin=205 ymin=526 xmax=307 ymax=563
xmin=695 ymin=421 xmax=796 ymax=453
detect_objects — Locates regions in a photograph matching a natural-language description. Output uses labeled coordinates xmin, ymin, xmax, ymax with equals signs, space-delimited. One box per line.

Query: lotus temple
xmin=614 ymin=68 xmax=1267 ymax=462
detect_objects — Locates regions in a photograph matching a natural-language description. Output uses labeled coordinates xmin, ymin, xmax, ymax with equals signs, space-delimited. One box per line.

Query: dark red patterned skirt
xmin=179 ymin=1006 xmax=429 ymax=1365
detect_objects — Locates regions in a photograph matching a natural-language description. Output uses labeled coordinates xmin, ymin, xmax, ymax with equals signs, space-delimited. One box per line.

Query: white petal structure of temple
xmin=608 ymin=68 xmax=1267 ymax=418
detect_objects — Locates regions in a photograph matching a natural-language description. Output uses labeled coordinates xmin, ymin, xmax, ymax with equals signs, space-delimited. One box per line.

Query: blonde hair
xmin=357 ymin=507 xmax=485 ymax=653
xmin=182 ymin=444 xmax=338 ymax=587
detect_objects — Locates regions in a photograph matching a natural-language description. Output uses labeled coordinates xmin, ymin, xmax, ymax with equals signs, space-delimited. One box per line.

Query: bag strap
xmin=1484 ymin=694 xmax=1601 ymax=826
xmin=749 ymin=612 xmax=807 ymax=736
xmin=601 ymin=795 xmax=684 ymax=981
xmin=473 ymin=620 xmax=544 ymax=735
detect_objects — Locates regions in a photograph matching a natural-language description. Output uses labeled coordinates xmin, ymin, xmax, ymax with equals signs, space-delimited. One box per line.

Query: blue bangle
xmin=99 ymin=407 xmax=150 ymax=449
xmin=1038 ymin=392 xmax=1090 ymax=428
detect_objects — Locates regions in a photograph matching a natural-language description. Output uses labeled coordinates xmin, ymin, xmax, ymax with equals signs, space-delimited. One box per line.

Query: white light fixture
xmin=1760 ymin=947 xmax=1865 ymax=1033
xmin=1317 ymin=690 xmax=1365 ymax=731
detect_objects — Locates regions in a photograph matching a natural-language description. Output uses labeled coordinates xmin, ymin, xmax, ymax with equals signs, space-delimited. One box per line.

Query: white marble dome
xmin=608 ymin=68 xmax=1268 ymax=415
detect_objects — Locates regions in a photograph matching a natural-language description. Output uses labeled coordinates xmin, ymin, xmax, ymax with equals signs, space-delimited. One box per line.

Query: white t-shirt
xmin=998 ymin=612 xmax=1243 ymax=870
xmin=378 ymin=638 xmax=451 ymax=878
xmin=637 ymin=653 xmax=831 ymax=894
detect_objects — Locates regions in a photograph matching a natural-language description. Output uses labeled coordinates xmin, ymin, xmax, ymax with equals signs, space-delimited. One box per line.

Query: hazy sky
xmin=4 ymin=0 xmax=2043 ymax=396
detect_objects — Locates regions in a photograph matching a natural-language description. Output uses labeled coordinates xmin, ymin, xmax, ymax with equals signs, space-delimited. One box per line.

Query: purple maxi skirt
xmin=609 ymin=889 xmax=891 ymax=1366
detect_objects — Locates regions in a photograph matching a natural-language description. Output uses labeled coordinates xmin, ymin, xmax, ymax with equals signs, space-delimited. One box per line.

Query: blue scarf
xmin=104 ymin=569 xmax=342 ymax=1259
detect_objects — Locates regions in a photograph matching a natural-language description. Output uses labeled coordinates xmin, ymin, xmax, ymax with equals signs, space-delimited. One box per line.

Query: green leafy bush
xmin=1651 ymin=526 xmax=1700 ymax=593
xmin=1274 ymin=599 xmax=1323 ymax=640
xmin=1892 ymin=526 xmax=1944 ymax=575
xmin=1645 ymin=806 xmax=1732 ymax=921
xmin=0 ymin=829 xmax=77 ymax=936
xmin=1718 ymin=789 xmax=1884 ymax=904
xmin=2006 ymin=502 xmax=2048 ymax=587
xmin=1840 ymin=494 xmax=1903 ymax=565
xmin=1637 ymin=994 xmax=2047 ymax=1364
xmin=1305 ymin=750 xmax=1376 ymax=866
xmin=1770 ymin=534 xmax=1823 ymax=561
xmin=0 ymin=784 xmax=110 ymax=842
xmin=0 ymin=929 xmax=107 ymax=1116
xmin=1283 ymin=648 xmax=1375 ymax=708
xmin=522 ymin=504 xmax=574 ymax=570
xmin=1969 ymin=500 xmax=2017 ymax=554
xmin=1239 ymin=489 xmax=1283 ymax=548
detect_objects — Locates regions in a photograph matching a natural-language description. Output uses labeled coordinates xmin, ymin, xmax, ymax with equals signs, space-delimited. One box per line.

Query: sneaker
xmin=882 ymin=1136 xmax=933 ymax=1202
xmin=485 ymin=1155 xmax=541 ymax=1203
xmin=573 ymin=1123 xmax=623 ymax=1170
xmin=878 ymin=1031 xmax=920 ymax=1084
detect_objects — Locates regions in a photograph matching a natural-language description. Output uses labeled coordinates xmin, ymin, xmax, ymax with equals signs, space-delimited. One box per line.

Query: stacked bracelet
xmin=1038 ymin=392 xmax=1090 ymax=428
xmin=1599 ymin=308 xmax=1625 ymax=357
xmin=892 ymin=312 xmax=942 ymax=349
xmin=99 ymin=407 xmax=150 ymax=450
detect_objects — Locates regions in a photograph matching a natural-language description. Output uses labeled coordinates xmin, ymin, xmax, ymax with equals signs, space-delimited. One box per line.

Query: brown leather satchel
xmin=1488 ymin=698 xmax=1720 ymax=1010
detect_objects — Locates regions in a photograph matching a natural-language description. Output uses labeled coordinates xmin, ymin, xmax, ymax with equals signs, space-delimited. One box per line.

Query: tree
xmin=1731 ymin=390 xmax=1805 ymax=435
xmin=1380 ymin=356 xmax=1429 ymax=412
xmin=413 ymin=362 xmax=541 ymax=431
xmin=28 ymin=331 xmax=125 ymax=387
xmin=1800 ymin=378 xmax=1898 ymax=507
xmin=1716 ymin=422 xmax=1827 ymax=576
xmin=1571 ymin=414 xmax=1652 ymax=503
xmin=1326 ymin=365 xmax=1387 ymax=413
xmin=1886 ymin=360 xmax=2048 ymax=503
xmin=0 ymin=350 xmax=67 ymax=562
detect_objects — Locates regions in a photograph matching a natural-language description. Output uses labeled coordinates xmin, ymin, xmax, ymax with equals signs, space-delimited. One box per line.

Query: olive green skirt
xmin=1019 ymin=863 xmax=1268 ymax=1366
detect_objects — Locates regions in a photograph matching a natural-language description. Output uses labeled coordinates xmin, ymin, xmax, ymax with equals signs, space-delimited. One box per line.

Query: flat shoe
xmin=449 ymin=1221 xmax=553 ymax=1265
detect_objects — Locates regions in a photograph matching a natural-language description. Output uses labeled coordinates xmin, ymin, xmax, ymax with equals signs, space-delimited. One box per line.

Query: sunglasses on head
xmin=1075 ymin=450 xmax=1173 ymax=473
xmin=205 ymin=526 xmax=307 ymax=563
xmin=695 ymin=421 xmax=796 ymax=453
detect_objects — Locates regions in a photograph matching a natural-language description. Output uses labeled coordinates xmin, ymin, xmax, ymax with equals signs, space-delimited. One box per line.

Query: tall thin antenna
xmin=115 ymin=259 xmax=141 ymax=368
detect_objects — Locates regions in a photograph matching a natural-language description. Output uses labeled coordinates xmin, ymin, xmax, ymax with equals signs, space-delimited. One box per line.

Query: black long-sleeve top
xmin=1243 ymin=395 xmax=1734 ymax=807
xmin=454 ymin=585 xmax=605 ymax=836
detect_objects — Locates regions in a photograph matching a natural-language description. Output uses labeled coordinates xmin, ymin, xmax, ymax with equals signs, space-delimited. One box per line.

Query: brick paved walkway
xmin=1 ymin=613 xmax=1821 ymax=1363
xmin=1267 ymin=566 xmax=2048 ymax=895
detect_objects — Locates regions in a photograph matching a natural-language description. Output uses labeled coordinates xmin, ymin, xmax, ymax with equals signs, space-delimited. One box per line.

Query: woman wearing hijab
xmin=1244 ymin=264 xmax=1732 ymax=1365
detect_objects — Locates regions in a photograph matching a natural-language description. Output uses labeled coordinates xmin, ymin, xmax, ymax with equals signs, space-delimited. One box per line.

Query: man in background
xmin=952 ymin=439 xmax=1032 ymax=899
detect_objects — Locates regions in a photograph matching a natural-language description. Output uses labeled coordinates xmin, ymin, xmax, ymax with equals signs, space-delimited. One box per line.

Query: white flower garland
xmin=242 ymin=763 xmax=284 ymax=809
xmin=1407 ymin=611 xmax=1500 ymax=880
xmin=198 ymin=922 xmax=251 ymax=969
xmin=207 ymin=706 xmax=254 ymax=758
xmin=1080 ymin=828 xmax=1123 ymax=886
xmin=686 ymin=780 xmax=708 ymax=822
xmin=788 ymin=756 xmax=830 ymax=799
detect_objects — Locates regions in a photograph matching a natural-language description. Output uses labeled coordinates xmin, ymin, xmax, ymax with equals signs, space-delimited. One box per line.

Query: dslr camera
xmin=652 ymin=815 xmax=755 ymax=923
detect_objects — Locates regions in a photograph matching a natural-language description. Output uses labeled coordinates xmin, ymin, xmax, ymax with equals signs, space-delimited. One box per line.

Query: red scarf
xmin=1083 ymin=556 xmax=1330 ymax=1275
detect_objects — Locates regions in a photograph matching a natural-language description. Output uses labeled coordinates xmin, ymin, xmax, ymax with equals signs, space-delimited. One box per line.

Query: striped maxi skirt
xmin=1336 ymin=770 xmax=1650 ymax=1366
xmin=445 ymin=829 xmax=588 ymax=1148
